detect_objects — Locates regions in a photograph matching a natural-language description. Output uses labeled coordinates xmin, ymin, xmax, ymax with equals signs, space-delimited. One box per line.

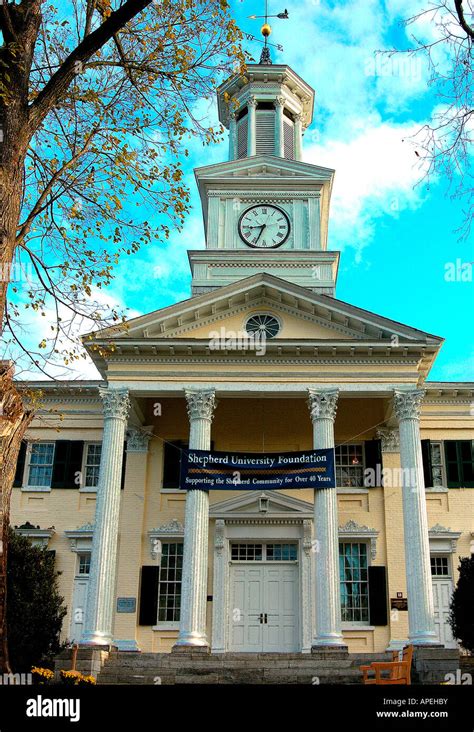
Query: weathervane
xmin=245 ymin=1 xmax=289 ymax=64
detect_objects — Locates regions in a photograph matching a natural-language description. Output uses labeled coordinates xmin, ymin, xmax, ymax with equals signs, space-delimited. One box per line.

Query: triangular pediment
xmin=87 ymin=273 xmax=443 ymax=346
xmin=209 ymin=490 xmax=313 ymax=518
xmin=194 ymin=155 xmax=335 ymax=183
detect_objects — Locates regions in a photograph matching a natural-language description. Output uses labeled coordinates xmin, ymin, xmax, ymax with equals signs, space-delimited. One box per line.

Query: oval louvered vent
xmin=245 ymin=314 xmax=281 ymax=339
xmin=256 ymin=111 xmax=275 ymax=155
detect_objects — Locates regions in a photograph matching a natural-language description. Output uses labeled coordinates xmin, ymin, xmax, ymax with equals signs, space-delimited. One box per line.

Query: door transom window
xmin=231 ymin=543 xmax=297 ymax=561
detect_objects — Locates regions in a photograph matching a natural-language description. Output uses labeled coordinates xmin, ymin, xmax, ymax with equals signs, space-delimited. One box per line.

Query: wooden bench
xmin=360 ymin=645 xmax=413 ymax=685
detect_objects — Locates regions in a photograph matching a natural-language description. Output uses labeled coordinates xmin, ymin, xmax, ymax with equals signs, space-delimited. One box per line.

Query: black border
xmin=238 ymin=204 xmax=291 ymax=249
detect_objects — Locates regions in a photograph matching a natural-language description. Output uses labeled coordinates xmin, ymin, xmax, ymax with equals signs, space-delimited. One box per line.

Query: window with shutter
xmin=237 ymin=116 xmax=248 ymax=159
xmin=27 ymin=442 xmax=55 ymax=489
xmin=256 ymin=110 xmax=275 ymax=155
xmin=283 ymin=119 xmax=294 ymax=159
xmin=339 ymin=542 xmax=369 ymax=623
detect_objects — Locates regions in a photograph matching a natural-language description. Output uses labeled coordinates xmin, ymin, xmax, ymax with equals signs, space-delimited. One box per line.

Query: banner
xmin=180 ymin=448 xmax=335 ymax=491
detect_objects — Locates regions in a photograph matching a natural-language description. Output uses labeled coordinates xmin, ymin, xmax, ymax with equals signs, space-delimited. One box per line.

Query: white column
xmin=274 ymin=96 xmax=285 ymax=157
xmin=228 ymin=112 xmax=237 ymax=161
xmin=247 ymin=97 xmax=257 ymax=157
xmin=174 ymin=389 xmax=216 ymax=649
xmin=307 ymin=388 xmax=346 ymax=649
xmin=394 ymin=389 xmax=440 ymax=645
xmin=81 ymin=388 xmax=130 ymax=646
xmin=294 ymin=114 xmax=303 ymax=161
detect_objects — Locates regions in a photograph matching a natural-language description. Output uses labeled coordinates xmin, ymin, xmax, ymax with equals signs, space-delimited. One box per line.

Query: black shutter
xmin=445 ymin=440 xmax=474 ymax=488
xmin=445 ymin=441 xmax=461 ymax=488
xmin=51 ymin=441 xmax=84 ymax=489
xmin=460 ymin=440 xmax=474 ymax=488
xmin=368 ymin=566 xmax=388 ymax=625
xmin=120 ymin=441 xmax=127 ymax=490
xmin=13 ymin=441 xmax=27 ymax=487
xmin=51 ymin=441 xmax=69 ymax=488
xmin=68 ymin=441 xmax=84 ymax=488
xmin=163 ymin=440 xmax=186 ymax=489
xmin=364 ymin=439 xmax=383 ymax=487
xmin=138 ymin=566 xmax=160 ymax=626
xmin=421 ymin=439 xmax=433 ymax=488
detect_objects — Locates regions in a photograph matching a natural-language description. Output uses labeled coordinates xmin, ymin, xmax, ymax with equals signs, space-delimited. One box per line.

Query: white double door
xmin=230 ymin=563 xmax=299 ymax=652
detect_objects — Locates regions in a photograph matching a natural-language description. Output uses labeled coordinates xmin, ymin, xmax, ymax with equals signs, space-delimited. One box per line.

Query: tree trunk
xmin=0 ymin=362 xmax=32 ymax=673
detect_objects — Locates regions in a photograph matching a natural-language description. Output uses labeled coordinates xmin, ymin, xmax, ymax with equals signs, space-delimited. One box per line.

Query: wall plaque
xmin=390 ymin=597 xmax=408 ymax=611
xmin=117 ymin=597 xmax=137 ymax=614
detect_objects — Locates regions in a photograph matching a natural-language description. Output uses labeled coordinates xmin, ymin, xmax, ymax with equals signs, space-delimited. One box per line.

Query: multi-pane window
xmin=84 ymin=444 xmax=102 ymax=488
xmin=231 ymin=543 xmax=298 ymax=561
xmin=335 ymin=444 xmax=364 ymax=488
xmin=231 ymin=543 xmax=263 ymax=561
xmin=77 ymin=553 xmax=91 ymax=575
xmin=27 ymin=443 xmax=55 ymax=488
xmin=429 ymin=442 xmax=445 ymax=487
xmin=431 ymin=556 xmax=450 ymax=577
xmin=266 ymin=543 xmax=298 ymax=561
xmin=339 ymin=542 xmax=369 ymax=623
xmin=158 ymin=543 xmax=183 ymax=623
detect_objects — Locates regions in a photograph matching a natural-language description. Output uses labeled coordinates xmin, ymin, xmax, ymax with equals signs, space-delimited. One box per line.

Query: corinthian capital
xmin=393 ymin=389 xmax=425 ymax=422
xmin=185 ymin=389 xmax=216 ymax=422
xmin=126 ymin=426 xmax=153 ymax=452
xmin=376 ymin=428 xmax=400 ymax=453
xmin=307 ymin=389 xmax=339 ymax=422
xmin=99 ymin=388 xmax=130 ymax=421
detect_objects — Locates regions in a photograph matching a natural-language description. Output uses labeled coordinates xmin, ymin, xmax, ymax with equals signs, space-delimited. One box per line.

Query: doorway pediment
xmin=209 ymin=490 xmax=313 ymax=520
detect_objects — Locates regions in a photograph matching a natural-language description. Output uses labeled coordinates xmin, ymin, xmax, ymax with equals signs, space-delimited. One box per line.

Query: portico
xmin=79 ymin=376 xmax=440 ymax=654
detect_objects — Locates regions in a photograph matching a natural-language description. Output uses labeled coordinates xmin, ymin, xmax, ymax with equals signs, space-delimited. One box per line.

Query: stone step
xmin=103 ymin=658 xmax=357 ymax=670
xmin=98 ymin=670 xmax=362 ymax=685
xmin=97 ymin=651 xmax=373 ymax=685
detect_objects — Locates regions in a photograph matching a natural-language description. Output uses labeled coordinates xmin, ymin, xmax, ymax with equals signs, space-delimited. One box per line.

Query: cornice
xmin=207 ymin=190 xmax=321 ymax=198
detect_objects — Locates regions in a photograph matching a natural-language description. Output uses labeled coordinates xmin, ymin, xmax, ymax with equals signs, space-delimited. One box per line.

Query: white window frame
xmin=426 ymin=441 xmax=447 ymax=491
xmin=80 ymin=442 xmax=102 ymax=492
xmin=339 ymin=540 xmax=371 ymax=628
xmin=335 ymin=443 xmax=365 ymax=489
xmin=154 ymin=540 xmax=184 ymax=630
xmin=23 ymin=441 xmax=55 ymax=492
xmin=76 ymin=552 xmax=91 ymax=577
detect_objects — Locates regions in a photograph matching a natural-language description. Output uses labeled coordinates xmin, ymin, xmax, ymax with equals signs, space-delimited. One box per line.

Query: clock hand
xmin=255 ymin=224 xmax=266 ymax=243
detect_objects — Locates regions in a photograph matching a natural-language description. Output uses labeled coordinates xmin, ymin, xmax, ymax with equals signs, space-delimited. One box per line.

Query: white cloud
xmin=306 ymin=117 xmax=429 ymax=254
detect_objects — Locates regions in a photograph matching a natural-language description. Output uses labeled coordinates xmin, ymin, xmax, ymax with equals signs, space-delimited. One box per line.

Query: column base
xmin=409 ymin=635 xmax=443 ymax=647
xmin=80 ymin=629 xmax=114 ymax=647
xmin=386 ymin=639 xmax=409 ymax=651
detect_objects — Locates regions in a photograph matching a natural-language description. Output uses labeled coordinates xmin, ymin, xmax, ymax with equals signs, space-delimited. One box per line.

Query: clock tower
xmin=189 ymin=50 xmax=339 ymax=296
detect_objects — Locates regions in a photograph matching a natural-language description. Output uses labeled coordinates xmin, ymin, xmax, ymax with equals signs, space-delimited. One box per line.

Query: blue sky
xmin=9 ymin=0 xmax=474 ymax=381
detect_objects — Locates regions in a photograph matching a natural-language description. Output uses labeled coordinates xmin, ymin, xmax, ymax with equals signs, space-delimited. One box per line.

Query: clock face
xmin=238 ymin=204 xmax=290 ymax=249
